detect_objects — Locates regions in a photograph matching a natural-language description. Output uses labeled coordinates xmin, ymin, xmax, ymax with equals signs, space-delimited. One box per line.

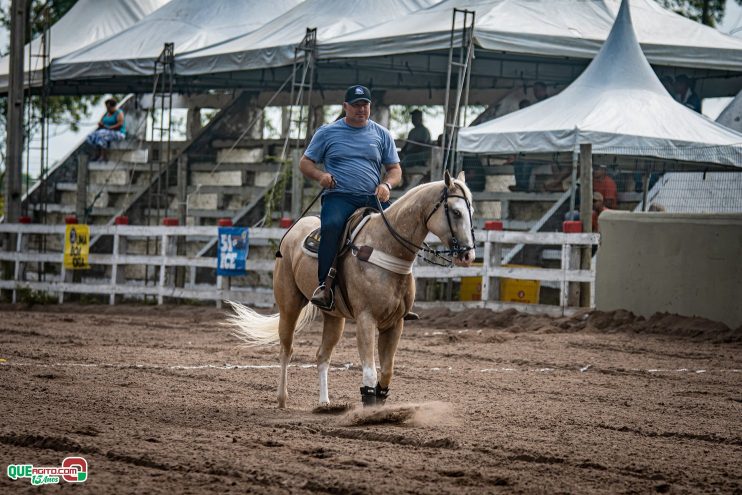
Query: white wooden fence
xmin=0 ymin=224 xmax=599 ymax=316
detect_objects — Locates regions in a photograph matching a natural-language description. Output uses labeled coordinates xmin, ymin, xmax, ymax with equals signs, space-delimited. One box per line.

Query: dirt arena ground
xmin=0 ymin=303 xmax=740 ymax=494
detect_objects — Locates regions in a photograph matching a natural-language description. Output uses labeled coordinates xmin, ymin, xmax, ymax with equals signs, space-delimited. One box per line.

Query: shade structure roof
xmin=174 ymin=0 xmax=436 ymax=76
xmin=12 ymin=0 xmax=742 ymax=97
xmin=716 ymin=90 xmax=742 ymax=133
xmin=321 ymin=0 xmax=742 ymax=72
xmin=51 ymin=0 xmax=302 ymax=80
xmin=457 ymin=0 xmax=742 ymax=168
xmin=0 ymin=0 xmax=169 ymax=89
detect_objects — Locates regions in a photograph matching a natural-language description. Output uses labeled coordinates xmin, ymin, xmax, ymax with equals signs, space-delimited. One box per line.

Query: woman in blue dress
xmin=86 ymin=98 xmax=126 ymax=161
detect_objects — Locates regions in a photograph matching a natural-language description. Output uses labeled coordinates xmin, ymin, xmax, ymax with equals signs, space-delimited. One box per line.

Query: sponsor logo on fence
xmin=7 ymin=457 xmax=88 ymax=486
xmin=217 ymin=226 xmax=249 ymax=276
xmin=64 ymin=224 xmax=90 ymax=270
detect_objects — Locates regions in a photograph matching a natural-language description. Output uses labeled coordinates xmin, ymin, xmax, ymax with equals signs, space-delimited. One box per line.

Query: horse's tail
xmin=224 ymin=301 xmax=318 ymax=347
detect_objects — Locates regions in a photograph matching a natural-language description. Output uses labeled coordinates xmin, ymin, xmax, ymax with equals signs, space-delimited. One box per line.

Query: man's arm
xmin=375 ymin=163 xmax=402 ymax=202
xmin=299 ymin=155 xmax=335 ymax=189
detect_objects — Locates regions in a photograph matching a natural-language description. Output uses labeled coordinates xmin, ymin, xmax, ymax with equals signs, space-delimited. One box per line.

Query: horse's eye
xmin=453 ymin=209 xmax=462 ymax=218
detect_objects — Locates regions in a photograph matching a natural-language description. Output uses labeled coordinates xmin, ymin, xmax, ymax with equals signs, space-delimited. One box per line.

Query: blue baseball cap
xmin=345 ymin=85 xmax=371 ymax=104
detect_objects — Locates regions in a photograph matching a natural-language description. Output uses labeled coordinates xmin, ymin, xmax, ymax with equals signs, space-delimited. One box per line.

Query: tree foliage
xmin=1 ymin=0 xmax=101 ymax=176
xmin=660 ymin=0 xmax=742 ymax=27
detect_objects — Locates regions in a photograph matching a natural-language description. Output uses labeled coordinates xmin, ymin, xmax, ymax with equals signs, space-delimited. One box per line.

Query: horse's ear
xmin=444 ymin=169 xmax=452 ymax=188
xmin=456 ymin=170 xmax=466 ymax=183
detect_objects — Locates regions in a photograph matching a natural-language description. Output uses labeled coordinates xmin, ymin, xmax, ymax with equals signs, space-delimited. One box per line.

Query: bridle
xmin=375 ymin=184 xmax=476 ymax=267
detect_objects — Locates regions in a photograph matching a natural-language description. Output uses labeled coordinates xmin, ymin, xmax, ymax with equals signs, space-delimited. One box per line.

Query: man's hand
xmin=319 ymin=173 xmax=335 ymax=189
xmin=375 ymin=183 xmax=391 ymax=203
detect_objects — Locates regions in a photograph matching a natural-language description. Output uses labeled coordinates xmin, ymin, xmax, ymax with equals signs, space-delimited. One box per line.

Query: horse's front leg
xmin=376 ymin=318 xmax=404 ymax=405
xmin=355 ymin=312 xmax=379 ymax=406
xmin=316 ymin=313 xmax=345 ymax=406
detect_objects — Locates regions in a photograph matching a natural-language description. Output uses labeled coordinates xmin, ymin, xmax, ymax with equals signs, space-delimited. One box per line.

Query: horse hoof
xmin=403 ymin=312 xmax=420 ymax=321
xmin=360 ymin=386 xmax=377 ymax=407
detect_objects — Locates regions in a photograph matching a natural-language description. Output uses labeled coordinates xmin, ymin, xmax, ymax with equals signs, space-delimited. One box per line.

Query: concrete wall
xmin=596 ymin=211 xmax=742 ymax=328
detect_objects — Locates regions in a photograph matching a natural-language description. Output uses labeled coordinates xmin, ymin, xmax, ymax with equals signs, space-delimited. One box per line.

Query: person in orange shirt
xmin=593 ymin=165 xmax=617 ymax=209
xmin=592 ymin=192 xmax=611 ymax=232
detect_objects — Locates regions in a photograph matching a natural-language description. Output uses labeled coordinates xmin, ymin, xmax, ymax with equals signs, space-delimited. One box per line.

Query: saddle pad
xmin=302 ymin=208 xmax=376 ymax=259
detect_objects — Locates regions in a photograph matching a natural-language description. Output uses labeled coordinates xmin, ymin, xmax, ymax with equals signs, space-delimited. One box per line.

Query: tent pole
xmin=569 ymin=147 xmax=578 ymax=215
xmin=579 ymin=144 xmax=593 ymax=308
xmin=641 ymin=163 xmax=650 ymax=211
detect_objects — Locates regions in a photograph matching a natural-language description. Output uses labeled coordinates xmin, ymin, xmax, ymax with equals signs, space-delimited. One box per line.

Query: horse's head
xmin=425 ymin=170 xmax=476 ymax=267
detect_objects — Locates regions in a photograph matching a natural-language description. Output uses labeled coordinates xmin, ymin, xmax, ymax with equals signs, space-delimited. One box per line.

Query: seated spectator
xmin=508 ymin=151 xmax=536 ymax=192
xmin=674 ymin=74 xmax=701 ymax=113
xmin=87 ymin=98 xmax=126 ymax=161
xmin=533 ymin=81 xmax=549 ymax=102
xmin=593 ymin=165 xmax=617 ymax=209
xmin=592 ymin=192 xmax=611 ymax=233
xmin=400 ymin=109 xmax=431 ymax=167
xmin=660 ymin=75 xmax=675 ymax=98
xmin=542 ymin=163 xmax=572 ymax=192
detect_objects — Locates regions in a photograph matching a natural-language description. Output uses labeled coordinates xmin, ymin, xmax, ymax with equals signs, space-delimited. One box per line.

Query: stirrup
xmin=310 ymin=284 xmax=334 ymax=311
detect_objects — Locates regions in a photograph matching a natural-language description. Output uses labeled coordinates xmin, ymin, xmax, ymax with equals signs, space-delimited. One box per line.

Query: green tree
xmin=660 ymin=0 xmax=742 ymax=27
xmin=1 ymin=0 xmax=101 ymax=176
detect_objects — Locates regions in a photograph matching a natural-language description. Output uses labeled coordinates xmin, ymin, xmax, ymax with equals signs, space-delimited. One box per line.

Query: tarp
xmin=457 ymin=0 xmax=742 ymax=168
xmin=716 ymin=90 xmax=742 ymax=132
xmin=51 ymin=0 xmax=302 ymax=80
xmin=175 ymin=0 xmax=436 ymax=75
xmin=0 ymin=0 xmax=169 ymax=87
xmin=321 ymin=0 xmax=742 ymax=72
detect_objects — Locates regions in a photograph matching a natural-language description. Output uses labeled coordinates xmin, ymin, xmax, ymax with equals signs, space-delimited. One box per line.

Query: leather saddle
xmin=302 ymin=207 xmax=377 ymax=259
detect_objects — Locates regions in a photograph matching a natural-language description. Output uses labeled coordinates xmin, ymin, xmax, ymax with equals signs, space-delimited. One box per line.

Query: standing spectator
xmin=86 ymin=98 xmax=126 ymax=161
xmin=674 ymin=74 xmax=701 ymax=113
xmin=400 ymin=109 xmax=431 ymax=167
xmin=593 ymin=165 xmax=617 ymax=209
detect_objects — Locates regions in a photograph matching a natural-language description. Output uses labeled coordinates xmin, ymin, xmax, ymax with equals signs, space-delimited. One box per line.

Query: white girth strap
xmin=358 ymin=248 xmax=414 ymax=275
xmin=351 ymin=214 xmax=414 ymax=275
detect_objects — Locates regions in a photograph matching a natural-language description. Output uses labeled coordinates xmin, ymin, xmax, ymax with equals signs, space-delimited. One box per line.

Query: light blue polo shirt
xmin=304 ymin=118 xmax=400 ymax=196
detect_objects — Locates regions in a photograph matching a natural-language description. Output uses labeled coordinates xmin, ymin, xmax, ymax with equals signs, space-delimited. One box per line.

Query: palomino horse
xmin=227 ymin=171 xmax=475 ymax=407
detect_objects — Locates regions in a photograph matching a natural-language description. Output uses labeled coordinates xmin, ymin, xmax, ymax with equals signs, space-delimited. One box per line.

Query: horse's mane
xmin=396 ymin=177 xmax=474 ymax=211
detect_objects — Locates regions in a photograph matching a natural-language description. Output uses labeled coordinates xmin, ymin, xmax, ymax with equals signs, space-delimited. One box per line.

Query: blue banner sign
xmin=217 ymin=227 xmax=249 ymax=276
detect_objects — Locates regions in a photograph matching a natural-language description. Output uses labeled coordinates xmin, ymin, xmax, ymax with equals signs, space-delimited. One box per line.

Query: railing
xmin=0 ymin=224 xmax=599 ymax=315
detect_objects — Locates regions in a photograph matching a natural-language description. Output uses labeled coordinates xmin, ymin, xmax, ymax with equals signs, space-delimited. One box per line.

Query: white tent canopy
xmin=51 ymin=0 xmax=302 ymax=80
xmin=321 ymin=0 xmax=742 ymax=72
xmin=457 ymin=0 xmax=742 ymax=168
xmin=175 ymin=0 xmax=435 ymax=76
xmin=0 ymin=0 xmax=169 ymax=87
xmin=716 ymin=90 xmax=742 ymax=133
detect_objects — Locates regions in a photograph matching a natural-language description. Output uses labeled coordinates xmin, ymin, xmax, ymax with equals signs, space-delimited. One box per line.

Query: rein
xmin=375 ymin=185 xmax=476 ymax=267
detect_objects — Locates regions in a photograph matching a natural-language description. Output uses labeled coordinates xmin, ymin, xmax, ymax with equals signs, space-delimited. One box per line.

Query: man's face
xmin=594 ymin=167 xmax=606 ymax=179
xmin=343 ymin=101 xmax=371 ymax=126
xmin=674 ymin=80 xmax=688 ymax=94
xmin=593 ymin=198 xmax=604 ymax=211
xmin=411 ymin=113 xmax=422 ymax=126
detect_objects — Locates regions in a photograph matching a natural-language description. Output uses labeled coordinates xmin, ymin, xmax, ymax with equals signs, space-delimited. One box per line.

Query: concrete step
xmin=56 ymin=182 xmax=146 ymax=194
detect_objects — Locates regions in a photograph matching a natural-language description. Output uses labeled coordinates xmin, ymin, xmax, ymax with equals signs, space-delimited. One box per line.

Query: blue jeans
xmin=318 ymin=192 xmax=390 ymax=285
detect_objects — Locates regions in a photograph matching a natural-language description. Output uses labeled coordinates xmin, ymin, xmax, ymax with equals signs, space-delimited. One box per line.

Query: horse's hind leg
xmin=316 ymin=314 xmax=345 ymax=406
xmin=277 ymin=306 xmax=302 ymax=408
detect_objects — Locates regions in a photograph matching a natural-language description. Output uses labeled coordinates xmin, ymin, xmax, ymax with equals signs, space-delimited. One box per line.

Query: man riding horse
xmin=299 ymin=85 xmax=402 ymax=311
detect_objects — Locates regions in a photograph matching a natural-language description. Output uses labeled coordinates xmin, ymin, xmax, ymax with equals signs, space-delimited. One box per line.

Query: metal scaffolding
xmin=441 ymin=8 xmax=475 ymax=177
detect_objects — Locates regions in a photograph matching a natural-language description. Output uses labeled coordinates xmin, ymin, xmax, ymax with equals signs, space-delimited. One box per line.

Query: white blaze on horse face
xmin=450 ymin=195 xmax=475 ymax=267
xmin=318 ymin=362 xmax=329 ymax=405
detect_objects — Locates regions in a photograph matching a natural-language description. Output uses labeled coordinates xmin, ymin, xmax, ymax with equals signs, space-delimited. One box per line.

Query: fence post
xmin=76 ymin=153 xmax=89 ymax=222
xmin=481 ymin=221 xmax=502 ymax=303
xmin=491 ymin=228 xmax=503 ymax=302
xmin=110 ymin=217 xmax=129 ymax=305
xmin=579 ymin=143 xmax=593 ymax=307
xmin=11 ymin=229 xmax=24 ymax=304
